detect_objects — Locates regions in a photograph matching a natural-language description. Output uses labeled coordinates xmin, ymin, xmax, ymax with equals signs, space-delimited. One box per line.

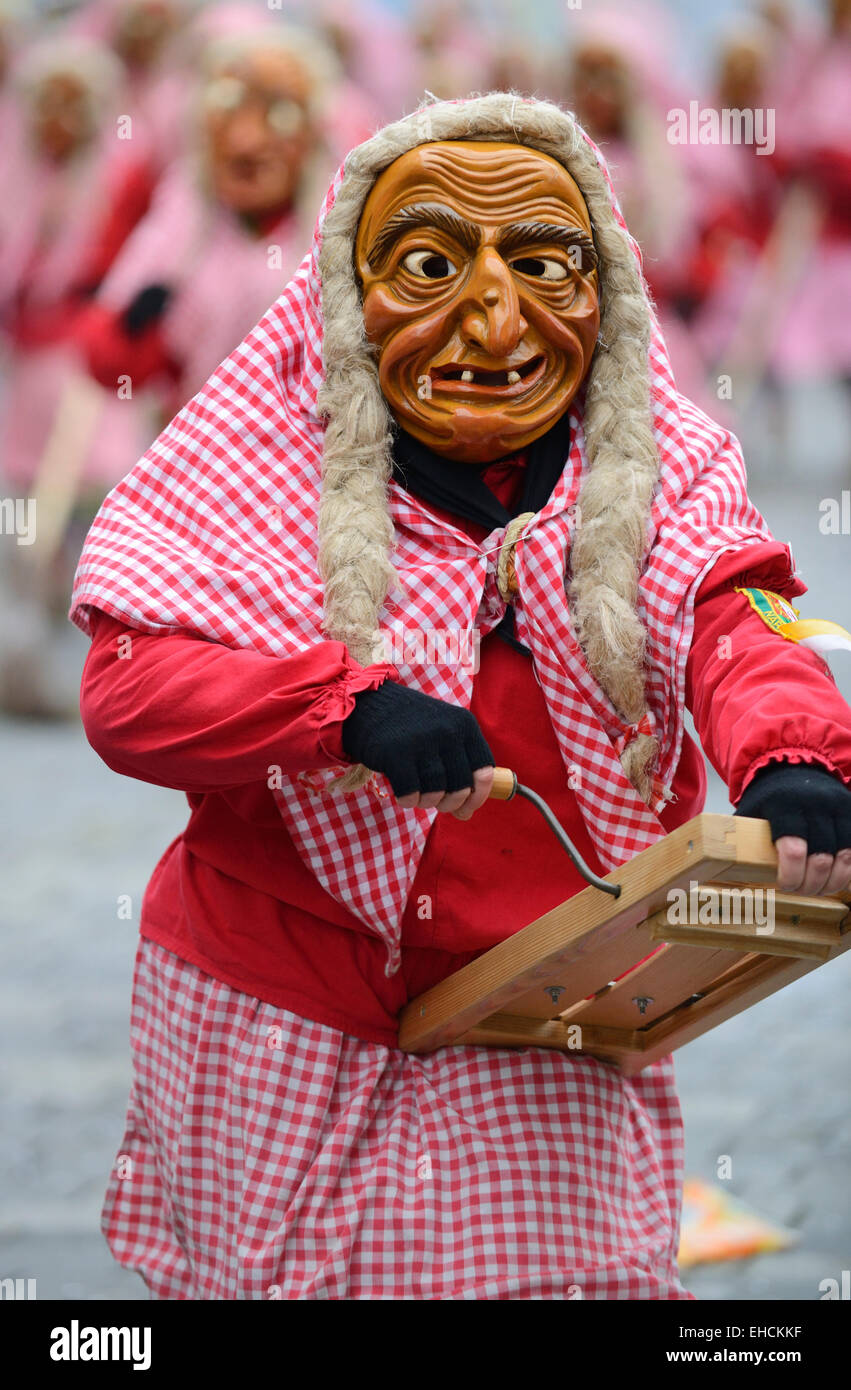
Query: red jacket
xmin=79 ymin=479 xmax=851 ymax=1045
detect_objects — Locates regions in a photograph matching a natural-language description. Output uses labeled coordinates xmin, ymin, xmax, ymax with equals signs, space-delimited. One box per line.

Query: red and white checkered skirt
xmin=102 ymin=939 xmax=692 ymax=1299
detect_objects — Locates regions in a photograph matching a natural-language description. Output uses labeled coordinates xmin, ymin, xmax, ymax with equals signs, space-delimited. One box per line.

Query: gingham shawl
xmin=70 ymin=149 xmax=787 ymax=976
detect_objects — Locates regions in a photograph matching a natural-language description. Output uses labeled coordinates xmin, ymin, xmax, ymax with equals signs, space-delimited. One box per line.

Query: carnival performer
xmin=0 ymin=35 xmax=156 ymax=715
xmin=697 ymin=0 xmax=851 ymax=398
xmin=316 ymin=0 xmax=417 ymax=127
xmin=0 ymin=0 xmax=28 ymax=189
xmin=72 ymin=95 xmax=851 ymax=1300
xmin=686 ymin=22 xmax=783 ymax=319
xmin=0 ymin=36 xmax=157 ymax=490
xmin=563 ymin=4 xmax=712 ymax=410
xmin=78 ymin=20 xmax=335 ymax=421
xmin=69 ymin=0 xmax=193 ymax=172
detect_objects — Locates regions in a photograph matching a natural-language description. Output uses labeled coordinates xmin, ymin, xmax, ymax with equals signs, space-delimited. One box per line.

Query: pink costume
xmin=78 ymin=6 xmax=360 ymax=418
xmin=698 ymin=22 xmax=851 ymax=383
xmin=187 ymin=2 xmax=384 ymax=163
xmin=67 ymin=0 xmax=192 ymax=173
xmin=0 ymin=42 xmax=156 ymax=494
xmin=88 ymin=158 xmax=311 ymax=412
xmin=409 ymin=0 xmax=496 ymax=105
xmin=315 ymin=0 xmax=419 ymax=124
xmin=563 ymin=4 xmax=714 ymax=412
xmin=0 ymin=4 xmax=28 ymax=191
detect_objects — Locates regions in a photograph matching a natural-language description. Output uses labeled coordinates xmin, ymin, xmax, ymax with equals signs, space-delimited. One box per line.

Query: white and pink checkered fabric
xmin=70 ymin=117 xmax=788 ymax=975
xmin=102 ymin=938 xmax=691 ymax=1299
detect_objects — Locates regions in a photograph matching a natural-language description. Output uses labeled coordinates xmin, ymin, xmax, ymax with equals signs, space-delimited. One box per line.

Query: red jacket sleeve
xmin=686 ymin=546 xmax=851 ymax=802
xmin=80 ymin=609 xmax=398 ymax=793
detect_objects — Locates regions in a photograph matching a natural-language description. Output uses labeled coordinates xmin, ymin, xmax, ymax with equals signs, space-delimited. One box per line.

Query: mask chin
xmin=394 ymin=406 xmax=567 ymax=465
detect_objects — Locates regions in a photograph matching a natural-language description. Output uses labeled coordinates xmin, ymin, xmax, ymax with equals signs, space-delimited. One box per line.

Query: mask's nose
xmin=459 ymin=248 xmax=528 ymax=358
xmin=222 ymin=102 xmax=268 ymax=156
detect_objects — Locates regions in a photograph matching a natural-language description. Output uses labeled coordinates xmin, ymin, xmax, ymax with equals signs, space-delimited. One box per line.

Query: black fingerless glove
xmin=735 ymin=761 xmax=851 ymax=854
xmin=121 ymin=284 xmax=172 ymax=337
xmin=341 ymin=680 xmax=494 ymax=799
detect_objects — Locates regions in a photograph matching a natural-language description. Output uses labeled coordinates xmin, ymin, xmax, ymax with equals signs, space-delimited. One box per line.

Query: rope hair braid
xmin=316 ymin=93 xmax=662 ymax=801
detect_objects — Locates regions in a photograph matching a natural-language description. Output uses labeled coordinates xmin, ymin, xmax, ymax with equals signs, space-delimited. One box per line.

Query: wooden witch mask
xmin=354 ymin=141 xmax=601 ymax=464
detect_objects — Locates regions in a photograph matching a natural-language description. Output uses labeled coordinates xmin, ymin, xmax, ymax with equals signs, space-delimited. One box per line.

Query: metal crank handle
xmin=488 ymin=767 xmax=622 ymax=899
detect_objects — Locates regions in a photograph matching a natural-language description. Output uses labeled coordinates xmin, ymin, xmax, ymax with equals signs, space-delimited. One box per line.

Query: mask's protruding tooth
xmin=507 ymin=370 xmax=521 ymax=384
xmin=461 ymin=370 xmax=475 ymax=383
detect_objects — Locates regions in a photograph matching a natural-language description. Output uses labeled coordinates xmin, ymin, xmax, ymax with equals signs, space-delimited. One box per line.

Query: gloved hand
xmin=122 ymin=284 xmax=172 ymax=337
xmin=735 ymin=761 xmax=851 ymax=895
xmin=342 ymin=679 xmax=494 ymax=817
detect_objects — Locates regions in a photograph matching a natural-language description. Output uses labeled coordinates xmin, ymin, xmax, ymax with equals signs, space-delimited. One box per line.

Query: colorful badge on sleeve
xmin=735 ymin=587 xmax=851 ymax=657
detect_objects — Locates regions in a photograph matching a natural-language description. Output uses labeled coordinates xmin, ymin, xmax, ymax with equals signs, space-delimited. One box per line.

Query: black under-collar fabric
xmin=390 ymin=409 xmax=572 ymax=531
xmin=390 ymin=412 xmax=573 ymax=656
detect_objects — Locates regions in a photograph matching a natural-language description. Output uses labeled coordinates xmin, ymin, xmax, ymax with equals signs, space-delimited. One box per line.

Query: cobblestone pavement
xmin=1 ymin=478 xmax=849 ymax=1302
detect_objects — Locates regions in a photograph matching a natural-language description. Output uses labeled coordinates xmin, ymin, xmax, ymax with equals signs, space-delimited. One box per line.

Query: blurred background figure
xmin=410 ymin=0 xmax=494 ymax=103
xmin=0 ymin=1 xmax=30 ymax=186
xmin=316 ymin=0 xmax=416 ymax=129
xmin=0 ymin=34 xmax=156 ymax=715
xmin=78 ymin=14 xmax=335 ymax=422
xmin=558 ymin=2 xmax=713 ymax=409
xmin=70 ymin=0 xmax=194 ymax=170
xmin=694 ymin=0 xmax=851 ymax=472
xmin=689 ymin=20 xmax=786 ymax=442
xmin=485 ymin=27 xmax=544 ymax=99
xmin=762 ymin=0 xmax=851 ymax=386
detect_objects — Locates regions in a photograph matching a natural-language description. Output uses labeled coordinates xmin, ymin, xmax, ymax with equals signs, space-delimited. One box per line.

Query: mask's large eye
xmin=510 ymin=256 xmax=569 ymax=281
xmin=401 ymin=249 xmax=457 ymax=279
xmin=267 ymin=98 xmax=306 ymax=138
xmin=205 ymin=76 xmax=246 ymax=112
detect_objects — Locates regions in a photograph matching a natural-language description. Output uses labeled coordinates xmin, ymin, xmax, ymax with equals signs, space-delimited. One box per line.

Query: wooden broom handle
xmin=489 ymin=767 xmax=517 ymax=801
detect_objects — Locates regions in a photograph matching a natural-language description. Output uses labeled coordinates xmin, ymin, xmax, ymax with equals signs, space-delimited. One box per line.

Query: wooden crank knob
xmin=489 ymin=767 xmax=518 ymax=801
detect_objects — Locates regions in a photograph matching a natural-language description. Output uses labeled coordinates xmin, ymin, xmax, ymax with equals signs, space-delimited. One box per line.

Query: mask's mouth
xmin=225 ymin=153 xmax=266 ymax=180
xmin=427 ymin=354 xmax=546 ymax=395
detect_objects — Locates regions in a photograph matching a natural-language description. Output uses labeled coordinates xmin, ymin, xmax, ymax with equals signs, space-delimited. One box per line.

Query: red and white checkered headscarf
xmin=71 ymin=95 xmax=790 ymax=976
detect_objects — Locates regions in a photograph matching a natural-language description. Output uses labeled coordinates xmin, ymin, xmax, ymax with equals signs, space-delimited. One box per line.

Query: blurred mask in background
xmin=113 ymin=0 xmax=180 ymax=71
xmin=203 ymin=46 xmax=315 ymax=219
xmin=717 ymin=34 xmax=768 ymax=111
xmin=32 ymin=70 xmax=94 ymax=162
xmin=831 ymin=0 xmax=851 ymax=38
xmin=570 ymin=43 xmax=632 ymax=142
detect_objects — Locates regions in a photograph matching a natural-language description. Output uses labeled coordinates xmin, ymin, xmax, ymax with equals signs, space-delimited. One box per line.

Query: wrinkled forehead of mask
xmin=356 ymin=139 xmax=596 ymax=269
xmin=354 ymin=140 xmax=601 ymax=465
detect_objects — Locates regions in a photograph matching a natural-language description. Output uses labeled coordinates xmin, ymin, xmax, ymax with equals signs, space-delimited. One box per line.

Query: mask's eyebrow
xmin=496 ymin=221 xmax=599 ymax=274
xmin=365 ymin=202 xmax=482 ymax=271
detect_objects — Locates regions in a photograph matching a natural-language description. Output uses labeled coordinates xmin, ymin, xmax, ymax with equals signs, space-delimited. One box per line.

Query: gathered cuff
xmin=737 ymin=747 xmax=851 ymax=802
xmin=316 ymin=658 xmax=400 ymax=763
